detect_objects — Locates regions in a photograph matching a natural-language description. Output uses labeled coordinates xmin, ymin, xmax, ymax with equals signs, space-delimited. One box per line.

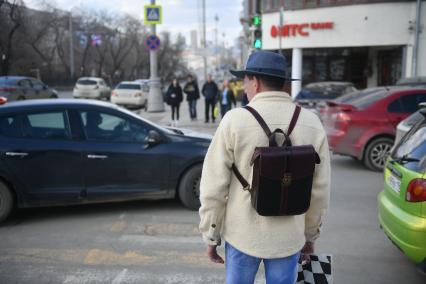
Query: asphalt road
xmin=0 ymin=92 xmax=424 ymax=283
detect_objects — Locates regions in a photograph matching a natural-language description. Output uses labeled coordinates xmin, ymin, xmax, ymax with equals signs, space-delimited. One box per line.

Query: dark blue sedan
xmin=0 ymin=99 xmax=210 ymax=222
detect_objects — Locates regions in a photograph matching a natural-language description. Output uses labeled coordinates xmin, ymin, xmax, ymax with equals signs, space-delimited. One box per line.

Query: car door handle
xmin=5 ymin=152 xmax=29 ymax=157
xmin=87 ymin=154 xmax=108 ymax=159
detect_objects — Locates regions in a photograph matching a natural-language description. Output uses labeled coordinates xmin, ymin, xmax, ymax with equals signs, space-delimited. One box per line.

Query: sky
xmin=26 ymin=0 xmax=244 ymax=47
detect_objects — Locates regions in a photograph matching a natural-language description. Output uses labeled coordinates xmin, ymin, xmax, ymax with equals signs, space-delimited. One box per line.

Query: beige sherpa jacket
xmin=199 ymin=91 xmax=330 ymax=259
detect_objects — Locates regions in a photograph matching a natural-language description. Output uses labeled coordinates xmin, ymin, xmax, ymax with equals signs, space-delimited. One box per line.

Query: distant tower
xmin=190 ymin=30 xmax=198 ymax=50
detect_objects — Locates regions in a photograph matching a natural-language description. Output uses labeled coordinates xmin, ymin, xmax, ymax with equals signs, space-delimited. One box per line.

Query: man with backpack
xmin=198 ymin=51 xmax=331 ymax=283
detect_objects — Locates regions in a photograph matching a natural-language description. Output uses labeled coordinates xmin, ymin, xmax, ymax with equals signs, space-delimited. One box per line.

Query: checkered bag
xmin=297 ymin=254 xmax=333 ymax=284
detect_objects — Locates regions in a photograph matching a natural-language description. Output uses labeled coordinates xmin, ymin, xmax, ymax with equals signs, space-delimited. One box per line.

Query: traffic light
xmin=252 ymin=14 xmax=262 ymax=49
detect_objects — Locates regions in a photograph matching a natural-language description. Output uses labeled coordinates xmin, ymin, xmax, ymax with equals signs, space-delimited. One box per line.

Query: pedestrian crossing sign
xmin=144 ymin=5 xmax=162 ymax=25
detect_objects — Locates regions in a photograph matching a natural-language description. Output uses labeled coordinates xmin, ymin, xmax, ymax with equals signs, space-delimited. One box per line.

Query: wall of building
xmin=262 ymin=2 xmax=414 ymax=49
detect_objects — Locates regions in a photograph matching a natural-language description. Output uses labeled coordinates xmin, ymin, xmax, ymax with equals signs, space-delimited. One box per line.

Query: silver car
xmin=0 ymin=76 xmax=58 ymax=101
xmin=73 ymin=77 xmax=111 ymax=100
xmin=394 ymin=102 xmax=426 ymax=145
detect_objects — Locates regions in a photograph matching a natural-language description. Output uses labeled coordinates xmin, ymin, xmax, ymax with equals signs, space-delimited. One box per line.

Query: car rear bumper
xmin=111 ymin=96 xmax=146 ymax=106
xmin=73 ymin=90 xmax=101 ymax=99
xmin=326 ymin=128 xmax=363 ymax=158
xmin=378 ymin=191 xmax=426 ymax=263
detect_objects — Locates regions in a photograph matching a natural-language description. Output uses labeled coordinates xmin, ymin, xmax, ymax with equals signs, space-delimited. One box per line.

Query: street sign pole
xmin=147 ymin=0 xmax=164 ymax=112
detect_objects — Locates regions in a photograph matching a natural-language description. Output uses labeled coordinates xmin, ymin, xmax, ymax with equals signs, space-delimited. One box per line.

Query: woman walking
xmin=165 ymin=78 xmax=183 ymax=127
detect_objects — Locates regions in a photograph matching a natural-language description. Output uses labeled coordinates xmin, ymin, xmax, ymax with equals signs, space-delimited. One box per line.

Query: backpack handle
xmin=244 ymin=105 xmax=301 ymax=147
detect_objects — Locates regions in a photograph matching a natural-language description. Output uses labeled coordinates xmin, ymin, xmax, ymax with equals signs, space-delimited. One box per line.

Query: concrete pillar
xmin=404 ymin=45 xmax=414 ymax=78
xmin=367 ymin=47 xmax=378 ymax=88
xmin=291 ymin=48 xmax=302 ymax=99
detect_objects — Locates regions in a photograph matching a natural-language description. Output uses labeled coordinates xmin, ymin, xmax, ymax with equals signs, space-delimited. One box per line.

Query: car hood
xmin=165 ymin=127 xmax=213 ymax=140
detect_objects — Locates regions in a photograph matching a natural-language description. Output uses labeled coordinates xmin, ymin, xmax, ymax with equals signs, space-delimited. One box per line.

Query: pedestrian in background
xmin=218 ymin=80 xmax=236 ymax=118
xmin=165 ymin=78 xmax=183 ymax=127
xmin=199 ymin=51 xmax=330 ymax=283
xmin=201 ymin=75 xmax=219 ymax=123
xmin=183 ymin=74 xmax=200 ymax=121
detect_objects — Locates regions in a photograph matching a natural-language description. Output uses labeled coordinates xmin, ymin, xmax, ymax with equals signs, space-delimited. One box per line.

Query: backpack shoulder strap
xmin=244 ymin=106 xmax=272 ymax=137
xmin=288 ymin=105 xmax=301 ymax=136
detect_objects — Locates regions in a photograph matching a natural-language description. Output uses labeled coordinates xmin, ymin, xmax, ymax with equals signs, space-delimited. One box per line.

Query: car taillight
xmin=333 ymin=112 xmax=351 ymax=130
xmin=0 ymin=87 xmax=16 ymax=92
xmin=406 ymin=178 xmax=426 ymax=202
xmin=0 ymin=96 xmax=7 ymax=105
xmin=134 ymin=92 xmax=142 ymax=97
xmin=111 ymin=91 xmax=117 ymax=96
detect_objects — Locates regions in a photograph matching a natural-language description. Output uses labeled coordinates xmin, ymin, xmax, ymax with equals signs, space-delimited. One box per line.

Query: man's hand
xmin=300 ymin=242 xmax=314 ymax=264
xmin=207 ymin=245 xmax=224 ymax=264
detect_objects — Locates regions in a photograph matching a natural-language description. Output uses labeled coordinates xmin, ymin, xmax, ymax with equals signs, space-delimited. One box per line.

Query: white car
xmin=73 ymin=77 xmax=111 ymax=100
xmin=110 ymin=81 xmax=148 ymax=108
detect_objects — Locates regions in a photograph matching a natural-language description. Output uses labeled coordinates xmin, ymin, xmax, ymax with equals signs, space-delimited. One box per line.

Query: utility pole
xmin=202 ymin=0 xmax=207 ymax=80
xmin=279 ymin=7 xmax=284 ymax=55
xmin=69 ymin=12 xmax=75 ymax=80
xmin=412 ymin=0 xmax=422 ymax=77
xmin=147 ymin=0 xmax=165 ymax=112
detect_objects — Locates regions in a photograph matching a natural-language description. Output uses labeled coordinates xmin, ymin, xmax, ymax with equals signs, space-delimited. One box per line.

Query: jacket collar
xmin=249 ymin=91 xmax=292 ymax=104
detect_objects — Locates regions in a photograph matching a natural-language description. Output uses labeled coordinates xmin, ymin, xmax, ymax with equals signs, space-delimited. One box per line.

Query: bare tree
xmin=0 ymin=0 xmax=25 ymax=75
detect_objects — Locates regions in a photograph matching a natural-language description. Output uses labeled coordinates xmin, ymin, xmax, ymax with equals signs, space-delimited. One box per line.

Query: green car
xmin=378 ymin=108 xmax=426 ymax=273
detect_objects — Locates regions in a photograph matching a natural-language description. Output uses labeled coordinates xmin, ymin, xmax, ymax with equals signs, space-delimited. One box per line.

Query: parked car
xmin=0 ymin=99 xmax=210 ymax=222
xmin=111 ymin=81 xmax=148 ymax=108
xmin=73 ymin=77 xmax=111 ymax=100
xmin=321 ymin=86 xmax=426 ymax=171
xmin=0 ymin=76 xmax=58 ymax=101
xmin=295 ymin=81 xmax=357 ymax=113
xmin=378 ymin=107 xmax=426 ymax=273
xmin=394 ymin=102 xmax=426 ymax=145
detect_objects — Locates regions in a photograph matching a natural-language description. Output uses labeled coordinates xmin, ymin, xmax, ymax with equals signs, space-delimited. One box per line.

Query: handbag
xmin=297 ymin=254 xmax=333 ymax=284
xmin=232 ymin=105 xmax=320 ymax=216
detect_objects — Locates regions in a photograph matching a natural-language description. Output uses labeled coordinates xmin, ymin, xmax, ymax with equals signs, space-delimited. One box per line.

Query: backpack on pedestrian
xmin=232 ymin=105 xmax=321 ymax=216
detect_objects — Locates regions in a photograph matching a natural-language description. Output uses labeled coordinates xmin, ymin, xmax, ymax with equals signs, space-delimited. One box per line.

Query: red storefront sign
xmin=271 ymin=22 xmax=334 ymax=38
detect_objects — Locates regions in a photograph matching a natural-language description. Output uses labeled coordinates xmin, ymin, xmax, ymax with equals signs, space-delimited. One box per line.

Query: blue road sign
xmin=145 ymin=35 xmax=161 ymax=51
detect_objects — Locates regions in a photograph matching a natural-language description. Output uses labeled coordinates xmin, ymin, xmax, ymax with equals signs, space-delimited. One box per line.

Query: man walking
xmin=201 ymin=75 xmax=219 ymax=123
xmin=183 ymin=74 xmax=200 ymax=121
xmin=199 ymin=51 xmax=330 ymax=283
xmin=218 ymin=80 xmax=236 ymax=118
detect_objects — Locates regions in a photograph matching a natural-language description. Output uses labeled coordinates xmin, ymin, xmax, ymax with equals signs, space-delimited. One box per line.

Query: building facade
xmin=243 ymin=0 xmax=425 ymax=96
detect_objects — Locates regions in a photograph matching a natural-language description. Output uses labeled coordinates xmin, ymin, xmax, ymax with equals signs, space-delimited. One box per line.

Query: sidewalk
xmin=136 ymin=100 xmax=223 ymax=136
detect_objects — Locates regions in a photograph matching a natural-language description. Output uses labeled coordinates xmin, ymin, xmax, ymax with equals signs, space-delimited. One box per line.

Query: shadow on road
xmin=2 ymin=198 xmax=187 ymax=227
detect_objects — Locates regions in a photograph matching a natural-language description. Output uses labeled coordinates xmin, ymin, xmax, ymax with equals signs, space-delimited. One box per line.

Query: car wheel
xmin=364 ymin=137 xmax=394 ymax=171
xmin=0 ymin=181 xmax=13 ymax=223
xmin=178 ymin=164 xmax=202 ymax=210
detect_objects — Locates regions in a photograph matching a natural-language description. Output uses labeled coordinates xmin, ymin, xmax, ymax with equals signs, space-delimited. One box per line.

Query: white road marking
xmin=111 ymin=268 xmax=128 ymax=284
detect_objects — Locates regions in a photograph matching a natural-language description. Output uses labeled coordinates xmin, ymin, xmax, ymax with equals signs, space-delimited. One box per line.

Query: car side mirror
xmin=144 ymin=130 xmax=162 ymax=148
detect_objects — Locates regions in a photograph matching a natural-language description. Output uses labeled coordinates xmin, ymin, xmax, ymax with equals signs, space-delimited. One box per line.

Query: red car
xmin=320 ymin=86 xmax=426 ymax=171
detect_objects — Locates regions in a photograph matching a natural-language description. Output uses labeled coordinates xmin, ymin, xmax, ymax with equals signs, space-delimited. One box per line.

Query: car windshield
xmin=0 ymin=78 xmax=18 ymax=85
xmin=333 ymin=88 xmax=389 ymax=109
xmin=117 ymin=84 xmax=140 ymax=90
xmin=77 ymin=79 xmax=97 ymax=85
xmin=392 ymin=118 xmax=426 ymax=172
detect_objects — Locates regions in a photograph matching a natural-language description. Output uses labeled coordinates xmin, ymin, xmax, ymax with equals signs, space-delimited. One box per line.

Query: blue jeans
xmin=188 ymin=100 xmax=197 ymax=119
xmin=225 ymin=242 xmax=300 ymax=284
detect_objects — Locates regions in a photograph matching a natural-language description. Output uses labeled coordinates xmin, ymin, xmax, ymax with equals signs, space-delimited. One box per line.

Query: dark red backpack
xmin=232 ymin=105 xmax=321 ymax=216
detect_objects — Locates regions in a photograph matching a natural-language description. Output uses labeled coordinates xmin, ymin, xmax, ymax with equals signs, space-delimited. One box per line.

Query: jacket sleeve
xmin=305 ymin=128 xmax=331 ymax=243
xmin=199 ymin=115 xmax=234 ymax=246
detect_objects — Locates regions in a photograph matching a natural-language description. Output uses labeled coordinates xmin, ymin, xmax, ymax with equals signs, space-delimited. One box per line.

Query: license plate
xmin=387 ymin=174 xmax=401 ymax=194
